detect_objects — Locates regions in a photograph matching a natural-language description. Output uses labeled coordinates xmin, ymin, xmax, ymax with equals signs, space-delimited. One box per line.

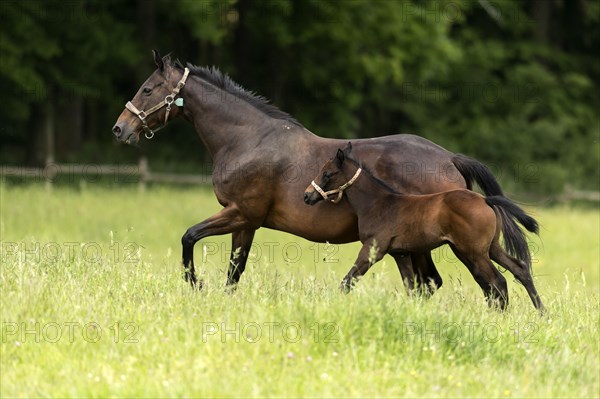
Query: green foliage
xmin=0 ymin=0 xmax=598 ymax=193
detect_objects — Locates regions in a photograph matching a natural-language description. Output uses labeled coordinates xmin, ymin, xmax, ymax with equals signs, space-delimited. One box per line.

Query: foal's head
xmin=304 ymin=142 xmax=355 ymax=205
xmin=112 ymin=50 xmax=186 ymax=145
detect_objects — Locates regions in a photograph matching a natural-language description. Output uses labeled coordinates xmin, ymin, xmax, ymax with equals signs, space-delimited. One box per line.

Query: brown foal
xmin=304 ymin=143 xmax=545 ymax=312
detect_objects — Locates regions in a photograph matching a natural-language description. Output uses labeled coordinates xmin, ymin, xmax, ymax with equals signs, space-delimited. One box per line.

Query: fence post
xmin=139 ymin=156 xmax=149 ymax=192
xmin=44 ymin=99 xmax=55 ymax=192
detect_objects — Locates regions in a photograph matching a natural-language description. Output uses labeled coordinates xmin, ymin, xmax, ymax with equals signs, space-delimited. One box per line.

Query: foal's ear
xmin=343 ymin=141 xmax=353 ymax=154
xmin=335 ymin=148 xmax=345 ymax=166
xmin=152 ymin=49 xmax=164 ymax=71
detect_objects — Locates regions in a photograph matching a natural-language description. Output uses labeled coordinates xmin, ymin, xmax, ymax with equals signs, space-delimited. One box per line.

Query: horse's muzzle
xmin=112 ymin=123 xmax=139 ymax=145
xmin=303 ymin=191 xmax=320 ymax=206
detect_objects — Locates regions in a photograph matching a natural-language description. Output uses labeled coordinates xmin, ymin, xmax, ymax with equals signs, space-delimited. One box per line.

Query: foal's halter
xmin=125 ymin=68 xmax=190 ymax=139
xmin=311 ymin=167 xmax=362 ymax=204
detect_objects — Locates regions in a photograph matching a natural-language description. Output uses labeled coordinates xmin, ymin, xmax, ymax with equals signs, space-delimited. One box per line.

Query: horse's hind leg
xmin=450 ymin=245 xmax=509 ymax=310
xmin=226 ymin=229 xmax=256 ymax=288
xmin=392 ymin=253 xmax=416 ymax=294
xmin=490 ymin=242 xmax=545 ymax=313
xmin=411 ymin=252 xmax=443 ymax=296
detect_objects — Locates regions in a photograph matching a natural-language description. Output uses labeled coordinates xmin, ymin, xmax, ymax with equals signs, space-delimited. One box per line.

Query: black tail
xmin=485 ymin=196 xmax=539 ymax=270
xmin=452 ymin=154 xmax=504 ymax=197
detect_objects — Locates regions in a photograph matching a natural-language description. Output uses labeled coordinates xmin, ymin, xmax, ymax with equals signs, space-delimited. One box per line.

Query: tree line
xmin=0 ymin=0 xmax=598 ymax=193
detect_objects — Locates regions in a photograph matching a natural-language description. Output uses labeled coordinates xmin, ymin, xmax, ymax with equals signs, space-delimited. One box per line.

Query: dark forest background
xmin=0 ymin=0 xmax=598 ymax=193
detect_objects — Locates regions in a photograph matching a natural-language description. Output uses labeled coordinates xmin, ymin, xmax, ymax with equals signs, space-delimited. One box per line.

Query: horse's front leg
xmin=181 ymin=205 xmax=251 ymax=289
xmin=226 ymin=229 xmax=257 ymax=288
xmin=341 ymin=238 xmax=387 ymax=292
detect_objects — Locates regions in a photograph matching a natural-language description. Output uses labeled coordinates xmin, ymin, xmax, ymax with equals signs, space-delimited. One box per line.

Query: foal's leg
xmin=450 ymin=245 xmax=509 ymax=310
xmin=181 ymin=205 xmax=251 ymax=289
xmin=411 ymin=252 xmax=443 ymax=295
xmin=226 ymin=229 xmax=257 ymax=288
xmin=489 ymin=242 xmax=545 ymax=313
xmin=392 ymin=253 xmax=416 ymax=294
xmin=341 ymin=239 xmax=387 ymax=292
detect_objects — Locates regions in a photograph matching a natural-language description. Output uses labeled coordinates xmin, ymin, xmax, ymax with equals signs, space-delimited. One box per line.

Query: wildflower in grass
xmin=287 ymin=351 xmax=294 ymax=359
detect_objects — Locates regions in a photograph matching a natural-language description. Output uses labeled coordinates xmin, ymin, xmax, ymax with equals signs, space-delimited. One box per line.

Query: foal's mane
xmin=170 ymin=58 xmax=303 ymax=128
xmin=344 ymin=155 xmax=401 ymax=195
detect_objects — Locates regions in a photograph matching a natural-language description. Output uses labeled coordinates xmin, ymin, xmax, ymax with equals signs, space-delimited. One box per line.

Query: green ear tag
xmin=175 ymin=98 xmax=184 ymax=107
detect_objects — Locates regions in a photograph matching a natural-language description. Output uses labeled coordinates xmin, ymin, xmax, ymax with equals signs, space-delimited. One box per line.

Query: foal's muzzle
xmin=303 ymin=191 xmax=321 ymax=205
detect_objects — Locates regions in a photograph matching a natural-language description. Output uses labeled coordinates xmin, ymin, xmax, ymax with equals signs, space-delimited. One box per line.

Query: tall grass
xmin=1 ymin=184 xmax=598 ymax=397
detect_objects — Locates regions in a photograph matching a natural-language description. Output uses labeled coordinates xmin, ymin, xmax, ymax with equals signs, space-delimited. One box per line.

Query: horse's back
xmin=349 ymin=135 xmax=466 ymax=194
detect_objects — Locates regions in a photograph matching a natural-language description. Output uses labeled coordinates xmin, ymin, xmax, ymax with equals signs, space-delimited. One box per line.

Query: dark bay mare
xmin=113 ymin=51 xmax=536 ymax=294
xmin=304 ymin=143 xmax=545 ymax=312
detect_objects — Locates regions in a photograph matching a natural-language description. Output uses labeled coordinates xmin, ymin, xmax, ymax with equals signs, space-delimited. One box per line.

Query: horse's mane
xmin=170 ymin=58 xmax=303 ymax=128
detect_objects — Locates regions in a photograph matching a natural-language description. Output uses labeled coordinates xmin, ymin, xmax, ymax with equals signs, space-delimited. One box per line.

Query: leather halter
xmin=311 ymin=167 xmax=362 ymax=204
xmin=125 ymin=68 xmax=190 ymax=139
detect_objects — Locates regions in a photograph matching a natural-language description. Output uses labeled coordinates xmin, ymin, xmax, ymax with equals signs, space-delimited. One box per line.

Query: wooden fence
xmin=1 ymin=158 xmax=598 ymax=202
xmin=0 ymin=157 xmax=211 ymax=190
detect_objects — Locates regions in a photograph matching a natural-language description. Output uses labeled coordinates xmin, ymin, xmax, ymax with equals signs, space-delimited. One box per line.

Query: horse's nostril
xmin=303 ymin=192 xmax=310 ymax=203
xmin=112 ymin=125 xmax=121 ymax=136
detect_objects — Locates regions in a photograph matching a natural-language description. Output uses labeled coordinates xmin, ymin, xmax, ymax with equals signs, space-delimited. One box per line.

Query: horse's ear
xmin=152 ymin=49 xmax=164 ymax=71
xmin=335 ymin=148 xmax=345 ymax=166
xmin=344 ymin=141 xmax=352 ymax=154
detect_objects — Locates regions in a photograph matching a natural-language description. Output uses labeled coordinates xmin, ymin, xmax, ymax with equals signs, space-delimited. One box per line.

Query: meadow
xmin=1 ymin=183 xmax=598 ymax=397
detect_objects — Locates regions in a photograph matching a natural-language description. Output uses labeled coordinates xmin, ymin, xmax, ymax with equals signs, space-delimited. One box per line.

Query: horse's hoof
xmin=339 ymin=281 xmax=352 ymax=294
xmin=224 ymin=284 xmax=238 ymax=294
xmin=185 ymin=275 xmax=203 ymax=290
xmin=193 ymin=279 xmax=204 ymax=290
xmin=537 ymin=304 xmax=547 ymax=316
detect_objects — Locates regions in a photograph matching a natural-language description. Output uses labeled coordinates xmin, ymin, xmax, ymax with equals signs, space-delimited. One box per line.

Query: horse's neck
xmin=344 ymin=165 xmax=399 ymax=210
xmin=180 ymin=76 xmax=303 ymax=159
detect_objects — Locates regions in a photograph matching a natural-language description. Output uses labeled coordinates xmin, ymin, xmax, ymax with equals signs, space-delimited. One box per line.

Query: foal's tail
xmin=485 ymin=196 xmax=539 ymax=270
xmin=452 ymin=154 xmax=539 ymax=267
xmin=452 ymin=154 xmax=504 ymax=197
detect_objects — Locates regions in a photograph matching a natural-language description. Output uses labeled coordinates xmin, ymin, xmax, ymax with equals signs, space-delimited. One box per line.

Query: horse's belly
xmin=389 ymin=235 xmax=446 ymax=254
xmin=262 ymin=202 xmax=360 ymax=244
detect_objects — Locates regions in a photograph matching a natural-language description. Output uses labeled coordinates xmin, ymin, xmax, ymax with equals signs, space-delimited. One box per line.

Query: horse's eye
xmin=323 ymin=172 xmax=330 ymax=179
xmin=142 ymin=87 xmax=152 ymax=94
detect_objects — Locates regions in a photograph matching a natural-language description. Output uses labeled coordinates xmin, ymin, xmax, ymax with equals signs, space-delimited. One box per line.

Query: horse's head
xmin=304 ymin=142 xmax=357 ymax=205
xmin=112 ymin=50 xmax=189 ymax=145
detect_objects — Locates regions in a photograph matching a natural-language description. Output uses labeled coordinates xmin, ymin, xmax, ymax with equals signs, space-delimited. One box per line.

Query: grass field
xmin=1 ymin=184 xmax=599 ymax=397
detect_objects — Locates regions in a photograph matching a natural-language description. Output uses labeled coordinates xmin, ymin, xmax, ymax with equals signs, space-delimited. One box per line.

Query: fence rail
xmin=0 ymin=157 xmax=211 ymax=189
